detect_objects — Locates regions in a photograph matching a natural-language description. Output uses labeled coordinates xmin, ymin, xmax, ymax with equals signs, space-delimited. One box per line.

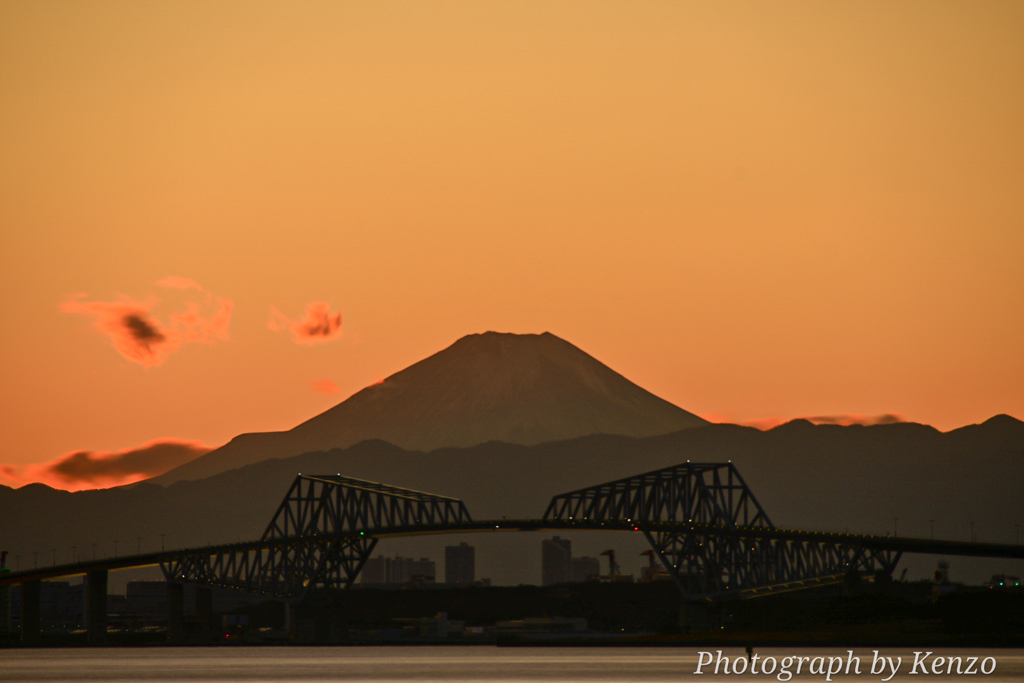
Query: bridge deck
xmin=4 ymin=519 xmax=1023 ymax=587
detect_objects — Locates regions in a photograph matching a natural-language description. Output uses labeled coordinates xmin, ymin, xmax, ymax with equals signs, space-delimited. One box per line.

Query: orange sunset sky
xmin=1 ymin=1 xmax=1022 ymax=490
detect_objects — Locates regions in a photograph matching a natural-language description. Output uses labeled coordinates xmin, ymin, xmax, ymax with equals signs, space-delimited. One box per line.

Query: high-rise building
xmin=571 ymin=556 xmax=601 ymax=583
xmin=541 ymin=536 xmax=571 ymax=586
xmin=410 ymin=557 xmax=436 ymax=583
xmin=362 ymin=555 xmax=436 ymax=585
xmin=445 ymin=542 xmax=475 ymax=585
xmin=388 ymin=556 xmax=415 ymax=584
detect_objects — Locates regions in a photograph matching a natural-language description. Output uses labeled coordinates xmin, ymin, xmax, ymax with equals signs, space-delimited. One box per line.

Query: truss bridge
xmin=5 ymin=460 xmax=1024 ymax=644
xmin=162 ymin=475 xmax=472 ymax=600
xmin=542 ymin=462 xmax=902 ymax=598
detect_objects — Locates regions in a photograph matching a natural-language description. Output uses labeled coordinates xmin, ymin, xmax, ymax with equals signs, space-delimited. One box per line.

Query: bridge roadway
xmin=4 ymin=518 xmax=1024 ymax=588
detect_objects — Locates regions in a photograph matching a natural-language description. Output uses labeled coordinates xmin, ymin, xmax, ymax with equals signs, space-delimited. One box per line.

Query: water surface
xmin=2 ymin=646 xmax=1021 ymax=682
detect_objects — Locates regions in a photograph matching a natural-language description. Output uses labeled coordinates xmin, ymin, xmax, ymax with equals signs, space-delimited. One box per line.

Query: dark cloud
xmin=269 ymin=301 xmax=343 ymax=345
xmin=0 ymin=439 xmax=214 ymax=491
xmin=61 ymin=280 xmax=232 ymax=367
xmin=123 ymin=313 xmax=166 ymax=346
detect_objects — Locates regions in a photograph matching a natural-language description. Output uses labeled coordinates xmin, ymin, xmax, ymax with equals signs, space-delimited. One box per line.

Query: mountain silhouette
xmin=153 ymin=332 xmax=706 ymax=484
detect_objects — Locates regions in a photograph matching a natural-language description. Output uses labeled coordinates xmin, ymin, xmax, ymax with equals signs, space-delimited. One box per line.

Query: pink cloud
xmin=155 ymin=276 xmax=204 ymax=291
xmin=699 ymin=413 xmax=788 ymax=430
xmin=269 ymin=301 xmax=343 ymax=345
xmin=802 ymin=413 xmax=906 ymax=427
xmin=61 ymin=280 xmax=232 ymax=367
xmin=311 ymin=377 xmax=341 ymax=395
xmin=169 ymin=299 xmax=233 ymax=344
xmin=700 ymin=412 xmax=907 ymax=430
xmin=61 ymin=295 xmax=170 ymax=367
xmin=0 ymin=438 xmax=214 ymax=491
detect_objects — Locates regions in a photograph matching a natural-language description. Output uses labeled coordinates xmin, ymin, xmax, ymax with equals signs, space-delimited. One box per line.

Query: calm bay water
xmin=1 ymin=647 xmax=1022 ymax=682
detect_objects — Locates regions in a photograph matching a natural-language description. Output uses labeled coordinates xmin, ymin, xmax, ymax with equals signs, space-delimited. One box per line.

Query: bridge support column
xmin=196 ymin=586 xmax=213 ymax=641
xmin=85 ymin=570 xmax=108 ymax=645
xmin=0 ymin=584 xmax=10 ymax=634
xmin=167 ymin=582 xmax=184 ymax=643
xmin=20 ymin=580 xmax=40 ymax=645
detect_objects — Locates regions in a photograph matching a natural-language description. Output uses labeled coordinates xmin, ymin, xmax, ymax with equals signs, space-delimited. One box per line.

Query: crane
xmin=640 ymin=549 xmax=657 ymax=581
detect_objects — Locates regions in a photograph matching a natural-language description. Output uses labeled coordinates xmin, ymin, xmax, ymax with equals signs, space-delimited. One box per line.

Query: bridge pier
xmin=167 ymin=582 xmax=184 ymax=643
xmin=85 ymin=570 xmax=108 ymax=644
xmin=20 ymin=580 xmax=40 ymax=645
xmin=196 ymin=586 xmax=213 ymax=641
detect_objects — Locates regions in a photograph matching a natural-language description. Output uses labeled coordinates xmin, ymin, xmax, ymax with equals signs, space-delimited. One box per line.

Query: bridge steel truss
xmin=160 ymin=475 xmax=472 ymax=601
xmin=543 ymin=462 xmax=901 ymax=600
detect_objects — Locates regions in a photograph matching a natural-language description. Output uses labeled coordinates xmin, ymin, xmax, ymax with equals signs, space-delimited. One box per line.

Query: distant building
xmin=445 ymin=542 xmax=475 ymax=585
xmin=389 ymin=556 xmax=414 ymax=584
xmin=0 ymin=586 xmax=9 ymax=631
xmin=418 ymin=611 xmax=464 ymax=638
xmin=571 ymin=556 xmax=601 ymax=583
xmin=6 ymin=581 xmax=83 ymax=630
xmin=410 ymin=557 xmax=436 ymax=583
xmin=542 ymin=536 xmax=571 ymax=586
xmin=107 ymin=594 xmax=128 ymax=615
xmin=41 ymin=581 xmax=83 ymax=629
xmin=362 ymin=555 xmax=436 ymax=585
xmin=985 ymin=574 xmax=1021 ymax=589
xmin=126 ymin=581 xmax=168 ymax=616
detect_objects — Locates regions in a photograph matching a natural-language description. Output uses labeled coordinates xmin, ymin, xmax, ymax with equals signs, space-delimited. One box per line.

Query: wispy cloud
xmin=155 ymin=276 xmax=204 ymax=291
xmin=699 ymin=413 xmax=790 ymax=431
xmin=701 ymin=412 xmax=908 ymax=430
xmin=61 ymin=279 xmax=232 ymax=366
xmin=0 ymin=438 xmax=214 ymax=491
xmin=802 ymin=413 xmax=906 ymax=427
xmin=60 ymin=295 xmax=170 ymax=366
xmin=269 ymin=301 xmax=343 ymax=345
xmin=311 ymin=377 xmax=341 ymax=395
